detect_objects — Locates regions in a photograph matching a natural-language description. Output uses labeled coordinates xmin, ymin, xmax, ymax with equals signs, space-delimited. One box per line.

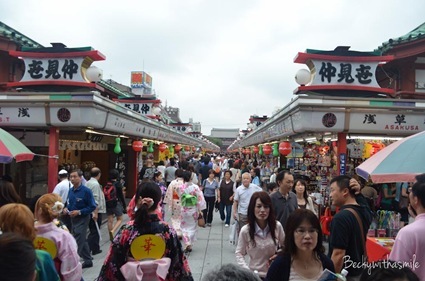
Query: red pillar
xmin=48 ymin=127 xmax=59 ymax=192
xmin=337 ymin=133 xmax=347 ymax=175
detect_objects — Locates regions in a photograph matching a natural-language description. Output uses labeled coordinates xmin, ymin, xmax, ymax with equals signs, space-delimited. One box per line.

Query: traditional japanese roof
xmin=377 ymin=22 xmax=425 ymax=53
xmin=304 ymin=46 xmax=381 ymax=57
xmin=98 ymin=80 xmax=134 ymax=98
xmin=0 ymin=21 xmax=43 ymax=48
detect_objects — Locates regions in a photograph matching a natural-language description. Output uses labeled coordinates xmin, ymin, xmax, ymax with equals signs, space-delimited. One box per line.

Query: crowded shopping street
xmin=1 ymin=3 xmax=425 ymax=281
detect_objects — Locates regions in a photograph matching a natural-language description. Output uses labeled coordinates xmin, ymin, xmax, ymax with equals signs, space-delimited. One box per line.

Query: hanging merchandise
xmin=272 ymin=143 xmax=279 ymax=157
xmin=114 ymin=137 xmax=121 ymax=154
xmin=253 ymin=146 xmax=259 ymax=154
xmin=169 ymin=145 xmax=174 ymax=154
xmin=259 ymin=145 xmax=264 ymax=156
xmin=147 ymin=142 xmax=154 ymax=153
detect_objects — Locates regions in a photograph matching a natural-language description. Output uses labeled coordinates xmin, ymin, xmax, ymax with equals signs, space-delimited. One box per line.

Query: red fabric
xmin=366 ymin=237 xmax=392 ymax=262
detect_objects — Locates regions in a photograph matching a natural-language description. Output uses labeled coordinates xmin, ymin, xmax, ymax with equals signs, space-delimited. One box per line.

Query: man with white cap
xmin=53 ymin=169 xmax=71 ymax=205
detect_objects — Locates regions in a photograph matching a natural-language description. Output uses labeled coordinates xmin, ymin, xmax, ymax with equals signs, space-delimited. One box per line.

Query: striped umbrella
xmin=355 ymin=130 xmax=425 ymax=183
xmin=0 ymin=128 xmax=34 ymax=163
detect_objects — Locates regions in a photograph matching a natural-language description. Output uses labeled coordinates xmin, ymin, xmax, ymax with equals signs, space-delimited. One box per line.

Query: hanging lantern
xmin=147 ymin=142 xmax=154 ymax=153
xmin=272 ymin=143 xmax=279 ymax=157
xmin=242 ymin=148 xmax=249 ymax=155
xmin=279 ymin=141 xmax=292 ymax=156
xmin=132 ymin=140 xmax=143 ymax=152
xmin=259 ymin=145 xmax=263 ymax=155
xmin=169 ymin=145 xmax=174 ymax=154
xmin=263 ymin=144 xmax=272 ymax=155
xmin=114 ymin=137 xmax=121 ymax=154
xmin=159 ymin=143 xmax=167 ymax=152
xmin=174 ymin=144 xmax=182 ymax=153
xmin=253 ymin=146 xmax=259 ymax=154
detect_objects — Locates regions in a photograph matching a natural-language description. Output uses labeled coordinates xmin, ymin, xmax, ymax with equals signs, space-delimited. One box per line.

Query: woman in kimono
xmin=177 ymin=170 xmax=206 ymax=253
xmin=164 ymin=169 xmax=185 ymax=238
xmin=98 ymin=182 xmax=193 ymax=281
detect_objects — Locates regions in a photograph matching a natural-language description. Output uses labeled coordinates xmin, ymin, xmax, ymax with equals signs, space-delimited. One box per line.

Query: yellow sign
xmin=33 ymin=236 xmax=58 ymax=259
xmin=130 ymin=234 xmax=166 ymax=261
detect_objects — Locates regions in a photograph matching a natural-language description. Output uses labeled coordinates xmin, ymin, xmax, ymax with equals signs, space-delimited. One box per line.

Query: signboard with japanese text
xmin=291 ymin=111 xmax=345 ymax=132
xmin=348 ymin=112 xmax=425 ymax=135
xmin=339 ymin=153 xmax=346 ymax=175
xmin=311 ymin=60 xmax=380 ymax=88
xmin=50 ymin=106 xmax=107 ymax=127
xmin=123 ymin=102 xmax=153 ymax=115
xmin=0 ymin=105 xmax=46 ymax=125
xmin=131 ymin=71 xmax=153 ymax=96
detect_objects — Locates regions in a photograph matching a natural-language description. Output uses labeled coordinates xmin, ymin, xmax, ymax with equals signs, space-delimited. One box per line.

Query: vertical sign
xmin=339 ymin=153 xmax=346 ymax=175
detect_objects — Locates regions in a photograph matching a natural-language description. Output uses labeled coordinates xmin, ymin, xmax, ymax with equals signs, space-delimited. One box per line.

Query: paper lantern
xmin=242 ymin=148 xmax=249 ymax=155
xmin=114 ymin=138 xmax=121 ymax=154
xmin=279 ymin=142 xmax=292 ymax=156
xmin=259 ymin=145 xmax=263 ymax=155
xmin=85 ymin=66 xmax=103 ymax=82
xmin=272 ymin=143 xmax=279 ymax=157
xmin=159 ymin=143 xmax=167 ymax=152
xmin=174 ymin=144 xmax=182 ymax=153
xmin=253 ymin=146 xmax=259 ymax=154
xmin=132 ymin=140 xmax=143 ymax=152
xmin=263 ymin=144 xmax=272 ymax=155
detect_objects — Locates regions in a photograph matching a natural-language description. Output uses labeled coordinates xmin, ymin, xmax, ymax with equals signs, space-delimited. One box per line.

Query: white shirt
xmin=86 ymin=177 xmax=106 ymax=213
xmin=52 ymin=179 xmax=71 ymax=204
xmin=234 ymin=183 xmax=262 ymax=215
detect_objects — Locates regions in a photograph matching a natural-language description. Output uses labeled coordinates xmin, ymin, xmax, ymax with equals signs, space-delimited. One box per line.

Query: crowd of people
xmin=0 ymin=152 xmax=423 ymax=281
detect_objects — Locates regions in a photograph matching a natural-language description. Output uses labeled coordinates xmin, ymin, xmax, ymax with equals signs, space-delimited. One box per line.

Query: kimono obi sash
xmin=181 ymin=193 xmax=197 ymax=207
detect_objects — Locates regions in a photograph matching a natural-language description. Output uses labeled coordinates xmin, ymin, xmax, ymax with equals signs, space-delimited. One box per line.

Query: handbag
xmin=198 ymin=212 xmax=205 ymax=227
xmin=320 ymin=207 xmax=332 ymax=236
xmin=229 ymin=221 xmax=239 ymax=245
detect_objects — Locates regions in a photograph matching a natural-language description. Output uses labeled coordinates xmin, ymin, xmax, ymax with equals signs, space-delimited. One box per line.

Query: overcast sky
xmin=2 ymin=1 xmax=425 ymax=135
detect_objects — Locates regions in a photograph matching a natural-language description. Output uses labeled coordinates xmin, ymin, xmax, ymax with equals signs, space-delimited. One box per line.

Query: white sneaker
xmin=225 ymin=224 xmax=229 ymax=227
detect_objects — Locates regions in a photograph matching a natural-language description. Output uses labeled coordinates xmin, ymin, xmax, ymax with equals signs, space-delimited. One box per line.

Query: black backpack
xmin=103 ymin=182 xmax=117 ymax=208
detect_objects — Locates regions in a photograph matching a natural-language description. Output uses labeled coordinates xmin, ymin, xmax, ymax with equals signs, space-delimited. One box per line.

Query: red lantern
xmin=242 ymin=148 xmax=249 ymax=155
xmin=174 ymin=144 xmax=181 ymax=153
xmin=263 ymin=144 xmax=272 ymax=155
xmin=279 ymin=142 xmax=291 ymax=156
xmin=159 ymin=143 xmax=167 ymax=152
xmin=132 ymin=140 xmax=143 ymax=152
xmin=253 ymin=146 xmax=259 ymax=154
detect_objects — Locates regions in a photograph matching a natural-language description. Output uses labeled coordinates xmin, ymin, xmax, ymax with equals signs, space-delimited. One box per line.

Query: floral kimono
xmin=176 ymin=182 xmax=206 ymax=247
xmin=98 ymin=215 xmax=193 ymax=281
xmin=164 ymin=178 xmax=184 ymax=237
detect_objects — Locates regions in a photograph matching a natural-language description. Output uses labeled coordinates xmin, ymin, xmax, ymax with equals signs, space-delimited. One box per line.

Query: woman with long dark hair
xmin=266 ymin=209 xmax=334 ymax=281
xmin=293 ymin=179 xmax=317 ymax=216
xmin=235 ymin=191 xmax=285 ymax=279
xmin=98 ymin=182 xmax=193 ymax=281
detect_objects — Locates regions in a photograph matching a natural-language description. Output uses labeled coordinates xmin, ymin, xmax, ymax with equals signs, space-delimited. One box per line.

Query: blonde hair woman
xmin=0 ymin=203 xmax=59 ymax=281
xmin=34 ymin=194 xmax=82 ymax=281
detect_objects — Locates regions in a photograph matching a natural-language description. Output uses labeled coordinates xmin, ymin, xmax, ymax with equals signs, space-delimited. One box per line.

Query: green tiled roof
xmin=0 ymin=21 xmax=43 ymax=48
xmin=98 ymin=80 xmax=135 ymax=98
xmin=377 ymin=22 xmax=425 ymax=53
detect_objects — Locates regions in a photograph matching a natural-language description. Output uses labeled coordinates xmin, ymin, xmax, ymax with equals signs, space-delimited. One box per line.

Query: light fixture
xmin=347 ymin=135 xmax=402 ymax=141
xmin=294 ymin=138 xmax=304 ymax=143
xmin=85 ymin=65 xmax=103 ymax=82
xmin=295 ymin=69 xmax=311 ymax=86
xmin=152 ymin=106 xmax=161 ymax=115
xmin=304 ymin=137 xmax=317 ymax=142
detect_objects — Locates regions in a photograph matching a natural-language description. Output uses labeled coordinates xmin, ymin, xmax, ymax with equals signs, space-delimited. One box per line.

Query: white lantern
xmin=295 ymin=69 xmax=311 ymax=86
xmin=152 ymin=106 xmax=161 ymax=115
xmin=86 ymin=66 xmax=103 ymax=82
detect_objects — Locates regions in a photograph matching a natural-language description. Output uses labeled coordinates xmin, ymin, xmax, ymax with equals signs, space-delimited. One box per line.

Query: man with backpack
xmin=105 ymin=169 xmax=127 ymax=241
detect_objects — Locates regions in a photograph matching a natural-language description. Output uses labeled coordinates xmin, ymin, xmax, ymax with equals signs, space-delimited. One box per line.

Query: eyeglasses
xmin=294 ymin=228 xmax=318 ymax=235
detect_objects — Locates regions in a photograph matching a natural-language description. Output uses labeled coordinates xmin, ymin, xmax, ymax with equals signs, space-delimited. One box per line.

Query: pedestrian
xmin=0 ymin=179 xmax=22 ymax=208
xmin=106 ymin=169 xmax=127 ymax=242
xmin=270 ymin=171 xmax=298 ymax=229
xmin=233 ymin=172 xmax=262 ymax=231
xmin=154 ymin=170 xmax=167 ymax=220
xmin=178 ymin=170 xmax=206 ymax=253
xmin=139 ymin=158 xmax=156 ymax=182
xmin=328 ymin=175 xmax=373 ymax=280
xmin=293 ymin=179 xmax=317 ymax=215
xmin=250 ymin=168 xmax=261 ymax=186
xmin=202 ymin=263 xmax=261 ymax=281
xmin=0 ymin=232 xmax=37 ymax=281
xmin=164 ymin=169 xmax=184 ymax=238
xmin=0 ymin=203 xmax=60 ymax=280
xmin=98 ymin=182 xmax=194 ymax=281
xmin=164 ymin=158 xmax=177 ymax=187
xmin=389 ymin=181 xmax=425 ymax=280
xmin=85 ymin=167 xmax=106 ymax=255
xmin=266 ymin=209 xmax=334 ymax=281
xmin=34 ymin=193 xmax=82 ymax=281
xmin=218 ymin=170 xmax=235 ymax=227
xmin=235 ymin=191 xmax=285 ymax=279
xmin=52 ymin=170 xmax=71 ymax=208
xmin=201 ymin=169 xmax=219 ymax=227
xmin=64 ymin=169 xmax=97 ymax=269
